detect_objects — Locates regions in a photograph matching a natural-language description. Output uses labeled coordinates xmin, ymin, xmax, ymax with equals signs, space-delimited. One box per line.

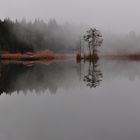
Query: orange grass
xmin=0 ymin=52 xmax=67 ymax=60
xmin=102 ymin=53 xmax=140 ymax=61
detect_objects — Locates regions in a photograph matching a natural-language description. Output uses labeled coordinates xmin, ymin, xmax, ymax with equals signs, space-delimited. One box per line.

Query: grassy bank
xmin=0 ymin=52 xmax=67 ymax=61
xmin=101 ymin=53 xmax=140 ymax=61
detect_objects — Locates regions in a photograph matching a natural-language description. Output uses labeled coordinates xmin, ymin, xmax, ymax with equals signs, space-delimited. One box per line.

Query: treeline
xmin=0 ymin=18 xmax=84 ymax=53
xmin=101 ymin=31 xmax=140 ymax=55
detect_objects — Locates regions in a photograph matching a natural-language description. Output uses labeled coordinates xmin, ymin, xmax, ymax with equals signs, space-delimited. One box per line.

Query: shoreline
xmin=0 ymin=52 xmax=67 ymax=61
xmin=1 ymin=52 xmax=140 ymax=61
xmin=100 ymin=54 xmax=140 ymax=61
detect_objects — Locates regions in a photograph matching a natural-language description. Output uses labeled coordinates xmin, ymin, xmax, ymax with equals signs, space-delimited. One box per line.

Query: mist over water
xmin=0 ymin=59 xmax=140 ymax=140
xmin=1 ymin=59 xmax=140 ymax=95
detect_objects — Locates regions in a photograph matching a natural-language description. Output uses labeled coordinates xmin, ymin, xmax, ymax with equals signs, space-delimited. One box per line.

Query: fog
xmin=1 ymin=0 xmax=140 ymax=54
xmin=0 ymin=0 xmax=140 ymax=34
xmin=100 ymin=31 xmax=140 ymax=55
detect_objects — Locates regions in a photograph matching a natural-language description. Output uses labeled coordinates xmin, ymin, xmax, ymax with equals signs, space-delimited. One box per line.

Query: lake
xmin=0 ymin=59 xmax=140 ymax=140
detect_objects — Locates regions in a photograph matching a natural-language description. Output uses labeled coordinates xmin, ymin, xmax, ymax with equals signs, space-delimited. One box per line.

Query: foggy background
xmin=0 ymin=0 xmax=140 ymax=54
xmin=0 ymin=0 xmax=140 ymax=34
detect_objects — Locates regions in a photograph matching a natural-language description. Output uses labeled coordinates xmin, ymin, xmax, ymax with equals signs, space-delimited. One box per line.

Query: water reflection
xmin=1 ymin=58 xmax=140 ymax=95
xmin=100 ymin=59 xmax=140 ymax=81
xmin=1 ymin=59 xmax=140 ymax=140
xmin=0 ymin=59 xmax=103 ymax=95
xmin=0 ymin=60 xmax=78 ymax=95
xmin=77 ymin=59 xmax=103 ymax=88
xmin=83 ymin=60 xmax=102 ymax=88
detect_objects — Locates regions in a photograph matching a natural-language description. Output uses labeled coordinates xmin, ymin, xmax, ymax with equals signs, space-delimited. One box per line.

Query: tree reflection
xmin=0 ymin=63 xmax=33 ymax=95
xmin=0 ymin=59 xmax=103 ymax=95
xmin=83 ymin=60 xmax=103 ymax=88
xmin=80 ymin=60 xmax=103 ymax=88
xmin=0 ymin=60 xmax=79 ymax=95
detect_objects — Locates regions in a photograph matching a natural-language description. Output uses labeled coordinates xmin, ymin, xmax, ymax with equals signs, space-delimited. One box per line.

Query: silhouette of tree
xmin=83 ymin=28 xmax=103 ymax=59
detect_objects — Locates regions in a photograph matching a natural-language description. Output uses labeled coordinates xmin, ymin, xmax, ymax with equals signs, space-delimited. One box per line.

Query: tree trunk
xmin=88 ymin=43 xmax=91 ymax=57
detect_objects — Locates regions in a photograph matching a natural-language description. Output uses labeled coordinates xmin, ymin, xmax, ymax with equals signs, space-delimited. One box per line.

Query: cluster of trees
xmin=77 ymin=28 xmax=103 ymax=60
xmin=0 ymin=18 xmax=84 ymax=53
xmin=83 ymin=28 xmax=103 ymax=58
xmin=0 ymin=19 xmax=33 ymax=53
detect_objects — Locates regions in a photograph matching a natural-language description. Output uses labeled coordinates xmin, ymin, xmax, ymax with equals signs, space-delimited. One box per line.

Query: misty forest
xmin=0 ymin=18 xmax=84 ymax=53
xmin=1 ymin=18 xmax=140 ymax=57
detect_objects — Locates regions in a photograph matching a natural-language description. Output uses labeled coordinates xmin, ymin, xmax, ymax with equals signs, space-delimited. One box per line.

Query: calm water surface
xmin=0 ymin=59 xmax=140 ymax=140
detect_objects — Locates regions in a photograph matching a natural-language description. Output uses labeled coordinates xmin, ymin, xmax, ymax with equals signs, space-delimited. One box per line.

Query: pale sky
xmin=0 ymin=0 xmax=140 ymax=33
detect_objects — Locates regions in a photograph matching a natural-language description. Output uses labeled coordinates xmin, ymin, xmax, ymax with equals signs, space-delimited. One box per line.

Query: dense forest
xmin=0 ymin=18 xmax=84 ymax=53
xmin=2 ymin=18 xmax=140 ymax=55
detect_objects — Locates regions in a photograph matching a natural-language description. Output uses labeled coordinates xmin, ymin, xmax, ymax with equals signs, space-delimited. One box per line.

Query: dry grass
xmin=0 ymin=52 xmax=67 ymax=60
xmin=102 ymin=53 xmax=140 ymax=61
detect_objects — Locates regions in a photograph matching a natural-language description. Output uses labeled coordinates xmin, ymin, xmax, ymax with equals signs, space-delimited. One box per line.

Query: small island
xmin=76 ymin=28 xmax=103 ymax=61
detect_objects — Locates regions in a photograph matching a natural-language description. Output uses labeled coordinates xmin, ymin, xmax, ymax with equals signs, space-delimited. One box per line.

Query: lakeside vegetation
xmin=102 ymin=53 xmax=140 ymax=61
xmin=0 ymin=52 xmax=67 ymax=60
xmin=1 ymin=18 xmax=140 ymax=61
